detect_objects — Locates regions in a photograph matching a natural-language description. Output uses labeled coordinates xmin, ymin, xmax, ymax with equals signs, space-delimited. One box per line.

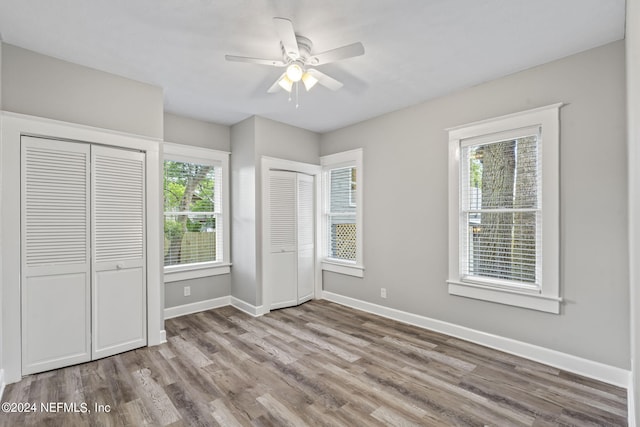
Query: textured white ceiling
xmin=0 ymin=0 xmax=626 ymax=133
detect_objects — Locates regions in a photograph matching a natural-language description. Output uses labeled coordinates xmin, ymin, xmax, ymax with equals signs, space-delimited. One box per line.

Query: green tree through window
xmin=164 ymin=161 xmax=218 ymax=266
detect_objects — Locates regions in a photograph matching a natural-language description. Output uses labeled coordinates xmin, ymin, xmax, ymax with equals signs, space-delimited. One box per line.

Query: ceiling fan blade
xmin=273 ymin=17 xmax=300 ymax=60
xmin=306 ymin=69 xmax=343 ymax=91
xmin=267 ymin=73 xmax=286 ymax=93
xmin=225 ymin=55 xmax=286 ymax=67
xmin=309 ymin=42 xmax=365 ymax=65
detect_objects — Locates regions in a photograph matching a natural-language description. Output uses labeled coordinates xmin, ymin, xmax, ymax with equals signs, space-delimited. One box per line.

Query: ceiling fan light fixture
xmin=301 ymin=72 xmax=318 ymax=91
xmin=286 ymin=63 xmax=304 ymax=82
xmin=278 ymin=75 xmax=294 ymax=92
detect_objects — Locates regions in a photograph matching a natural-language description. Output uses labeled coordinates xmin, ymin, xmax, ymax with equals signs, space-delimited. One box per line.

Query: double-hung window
xmin=163 ymin=143 xmax=230 ymax=281
xmin=447 ymin=104 xmax=561 ymax=313
xmin=321 ymin=148 xmax=364 ymax=277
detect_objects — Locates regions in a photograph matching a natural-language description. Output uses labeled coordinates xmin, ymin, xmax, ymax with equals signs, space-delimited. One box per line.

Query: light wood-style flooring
xmin=0 ymin=300 xmax=628 ymax=426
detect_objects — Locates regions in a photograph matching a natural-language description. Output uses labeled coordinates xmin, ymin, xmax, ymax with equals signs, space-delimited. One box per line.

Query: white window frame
xmin=321 ymin=148 xmax=364 ymax=277
xmin=163 ymin=142 xmax=231 ymax=282
xmin=447 ymin=104 xmax=562 ymax=313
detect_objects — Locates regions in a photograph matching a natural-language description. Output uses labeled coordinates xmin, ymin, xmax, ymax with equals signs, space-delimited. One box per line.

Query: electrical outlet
xmin=184 ymin=286 xmax=191 ymax=297
xmin=381 ymin=288 xmax=387 ymax=298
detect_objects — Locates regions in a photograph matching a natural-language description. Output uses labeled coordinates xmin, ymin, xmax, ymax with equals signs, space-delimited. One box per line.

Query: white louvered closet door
xmin=267 ymin=170 xmax=315 ymax=310
xmin=21 ymin=136 xmax=92 ymax=375
xmin=268 ymin=170 xmax=298 ymax=309
xmin=297 ymin=173 xmax=315 ymax=304
xmin=91 ymin=146 xmax=146 ymax=360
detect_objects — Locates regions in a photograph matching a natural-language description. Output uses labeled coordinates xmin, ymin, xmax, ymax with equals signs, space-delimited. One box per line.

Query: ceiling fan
xmin=225 ymin=17 xmax=364 ymax=98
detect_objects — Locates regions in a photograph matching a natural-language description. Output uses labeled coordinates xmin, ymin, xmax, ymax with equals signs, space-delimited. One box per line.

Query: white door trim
xmin=260 ymin=156 xmax=321 ymax=313
xmin=1 ymin=111 xmax=162 ymax=384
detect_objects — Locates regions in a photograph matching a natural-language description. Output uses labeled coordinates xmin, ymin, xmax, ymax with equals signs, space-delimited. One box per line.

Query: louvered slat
xmin=24 ymin=140 xmax=89 ymax=266
xmin=298 ymin=176 xmax=314 ymax=247
xmin=270 ymin=172 xmax=296 ymax=252
xmin=93 ymin=148 xmax=145 ymax=262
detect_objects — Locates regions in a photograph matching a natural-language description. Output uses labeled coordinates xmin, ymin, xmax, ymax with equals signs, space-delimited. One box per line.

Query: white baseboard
xmin=159 ymin=330 xmax=167 ymax=344
xmin=0 ymin=369 xmax=5 ymax=401
xmin=164 ymin=296 xmax=231 ymax=320
xmin=230 ymin=297 xmax=266 ymax=317
xmin=322 ymin=291 xmax=631 ymax=388
xmin=629 ymin=367 xmax=637 ymax=427
xmin=163 ymin=294 xmax=265 ymax=325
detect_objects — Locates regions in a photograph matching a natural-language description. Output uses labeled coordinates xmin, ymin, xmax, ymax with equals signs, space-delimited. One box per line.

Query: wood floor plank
xmin=131 ymin=367 xmax=182 ymax=426
xmin=209 ymin=398 xmax=249 ymax=427
xmin=0 ymin=300 xmax=628 ymax=426
xmin=256 ymin=392 xmax=311 ymax=427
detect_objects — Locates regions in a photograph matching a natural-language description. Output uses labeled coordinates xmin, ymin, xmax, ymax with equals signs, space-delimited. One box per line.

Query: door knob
xmin=116 ymin=263 xmax=125 ymax=270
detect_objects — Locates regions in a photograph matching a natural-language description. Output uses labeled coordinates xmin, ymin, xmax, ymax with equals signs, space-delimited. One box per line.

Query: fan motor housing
xmin=281 ymin=35 xmax=313 ymax=63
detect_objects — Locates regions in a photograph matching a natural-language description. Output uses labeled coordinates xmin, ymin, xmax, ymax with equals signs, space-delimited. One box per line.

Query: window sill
xmin=164 ymin=263 xmax=231 ymax=283
xmin=447 ymin=280 xmax=561 ymax=314
xmin=322 ymin=260 xmax=364 ymax=278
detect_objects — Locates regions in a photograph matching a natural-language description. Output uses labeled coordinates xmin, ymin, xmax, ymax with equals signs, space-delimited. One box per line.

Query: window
xmin=321 ymin=149 xmax=364 ymax=277
xmin=447 ymin=104 xmax=561 ymax=313
xmin=163 ymin=143 xmax=230 ymax=281
xmin=349 ymin=168 xmax=357 ymax=207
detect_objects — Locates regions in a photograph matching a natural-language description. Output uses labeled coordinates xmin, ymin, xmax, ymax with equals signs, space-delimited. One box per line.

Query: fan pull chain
xmin=295 ymin=82 xmax=299 ymax=109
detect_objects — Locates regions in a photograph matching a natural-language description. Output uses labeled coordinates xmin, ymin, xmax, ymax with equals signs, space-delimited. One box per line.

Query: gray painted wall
xmin=230 ymin=116 xmax=320 ymax=307
xmin=231 ymin=117 xmax=258 ymax=305
xmin=255 ymin=116 xmax=321 ymax=165
xmin=163 ymin=113 xmax=232 ymax=308
xmin=320 ymin=41 xmax=629 ymax=369
xmin=627 ymin=0 xmax=640 ymax=421
xmin=165 ymin=276 xmax=230 ymax=307
xmin=164 ymin=113 xmax=230 ymax=151
xmin=1 ymin=44 xmax=163 ymax=139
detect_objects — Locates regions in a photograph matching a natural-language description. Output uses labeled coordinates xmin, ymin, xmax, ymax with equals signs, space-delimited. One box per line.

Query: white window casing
xmin=447 ymin=104 xmax=562 ymax=313
xmin=163 ymin=142 xmax=231 ymax=282
xmin=321 ymin=148 xmax=364 ymax=278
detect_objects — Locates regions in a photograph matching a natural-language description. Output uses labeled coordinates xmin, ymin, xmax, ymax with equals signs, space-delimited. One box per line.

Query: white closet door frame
xmin=0 ymin=112 xmax=162 ymax=385
xmin=261 ymin=156 xmax=321 ymax=314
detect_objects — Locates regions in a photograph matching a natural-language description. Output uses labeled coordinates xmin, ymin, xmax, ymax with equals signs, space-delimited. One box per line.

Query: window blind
xmin=163 ymin=160 xmax=222 ymax=266
xmin=460 ymin=132 xmax=542 ymax=288
xmin=327 ymin=166 xmax=357 ymax=261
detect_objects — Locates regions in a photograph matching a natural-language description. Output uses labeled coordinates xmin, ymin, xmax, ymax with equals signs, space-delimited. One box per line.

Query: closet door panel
xmin=268 ymin=171 xmax=298 ymax=309
xmin=297 ymin=247 xmax=314 ymax=303
xmin=94 ymin=267 xmax=145 ymax=353
xmin=21 ymin=137 xmax=91 ymax=374
xmin=297 ymin=174 xmax=315 ymax=303
xmin=22 ymin=273 xmax=90 ymax=374
xmin=269 ymin=252 xmax=298 ymax=309
xmin=92 ymin=146 xmax=147 ymax=360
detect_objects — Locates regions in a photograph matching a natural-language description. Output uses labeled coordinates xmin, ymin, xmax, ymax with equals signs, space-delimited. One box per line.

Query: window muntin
xmin=163 ymin=160 xmax=223 ymax=267
xmin=460 ymin=132 xmax=541 ymax=290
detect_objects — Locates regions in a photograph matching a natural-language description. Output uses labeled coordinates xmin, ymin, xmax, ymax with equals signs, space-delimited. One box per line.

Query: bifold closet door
xmin=21 ymin=136 xmax=92 ymax=375
xmin=22 ymin=137 xmax=147 ymax=375
xmin=268 ymin=170 xmax=315 ymax=310
xmin=269 ymin=170 xmax=298 ymax=309
xmin=92 ymin=146 xmax=146 ymax=360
